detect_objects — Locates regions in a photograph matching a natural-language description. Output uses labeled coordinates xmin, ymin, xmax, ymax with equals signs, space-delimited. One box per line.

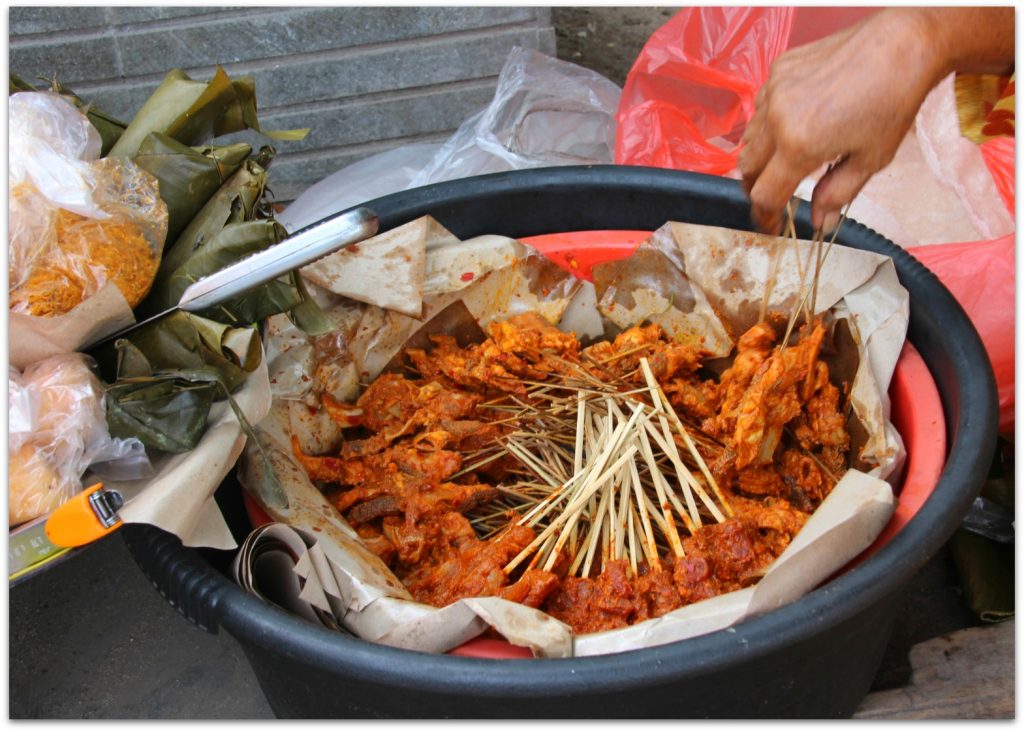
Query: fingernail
xmin=822 ymin=211 xmax=841 ymax=235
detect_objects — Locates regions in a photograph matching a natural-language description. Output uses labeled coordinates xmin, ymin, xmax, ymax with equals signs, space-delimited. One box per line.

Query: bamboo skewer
xmin=506 ymin=434 xmax=641 ymax=574
xmin=626 ymin=502 xmax=639 ymax=575
xmin=759 ymin=200 xmax=795 ymax=323
xmin=639 ymin=358 xmax=732 ymax=518
xmin=536 ymin=435 xmax=641 ymax=572
xmin=490 ymin=348 xmax=744 ymax=577
xmin=628 ymin=458 xmax=662 ymax=567
xmin=455 ymin=319 xmax=781 ymax=580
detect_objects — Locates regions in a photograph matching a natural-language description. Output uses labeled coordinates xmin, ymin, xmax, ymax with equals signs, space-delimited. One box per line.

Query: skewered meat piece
xmin=355 ymin=523 xmax=398 ymax=564
xmin=542 ymin=559 xmax=638 ymax=633
xmin=777 ymin=449 xmax=831 ymax=509
xmin=290 ymin=435 xmax=368 ymax=485
xmin=721 ymin=321 xmax=828 ymax=468
xmin=703 ymin=321 xmax=777 ymax=437
xmin=583 ymin=322 xmax=663 ymax=378
xmin=407 ymin=313 xmax=581 ymax=396
xmin=663 ymin=377 xmax=720 ymax=421
xmin=632 ymin=565 xmax=684 ymax=622
xmin=401 ymin=513 xmax=558 ymax=608
xmin=348 ymin=373 xmax=422 ymax=432
xmin=792 ymin=360 xmax=850 ymax=475
xmin=487 ymin=311 xmax=581 ymax=362
xmin=582 ymin=322 xmax=708 ymax=383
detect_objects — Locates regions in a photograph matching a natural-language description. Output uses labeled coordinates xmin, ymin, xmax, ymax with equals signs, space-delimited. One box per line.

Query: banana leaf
xmin=949 ymin=527 xmax=1014 ymax=622
xmin=287 ymin=272 xmax=338 ymax=337
xmin=134 ymin=133 xmax=252 ymax=244
xmin=106 ymin=375 xmax=220 ymax=453
xmin=119 ymin=310 xmax=262 ymax=393
xmin=146 ymin=153 xmax=273 ymax=306
xmin=109 ymin=67 xmax=251 ymax=160
xmin=108 ymin=67 xmax=231 ymax=159
xmin=168 ymin=69 xmax=258 ymax=146
xmin=105 ymin=338 xmax=287 ymax=505
xmin=115 ymin=337 xmax=156 ymax=379
xmin=110 ymin=66 xmax=308 ymax=160
xmin=948 ymin=437 xmax=1015 ymax=622
xmin=167 ymin=219 xmax=302 ymax=326
xmin=9 ymin=73 xmax=128 ymax=155
xmin=9 ymin=72 xmax=35 ymax=93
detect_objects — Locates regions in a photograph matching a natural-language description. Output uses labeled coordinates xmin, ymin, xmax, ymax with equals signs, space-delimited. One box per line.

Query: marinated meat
xmin=291 ymin=312 xmax=849 ymax=636
xmin=401 ymin=514 xmax=558 ymax=608
xmin=704 ymin=321 xmax=777 ymax=437
xmin=543 ymin=559 xmax=637 ymax=633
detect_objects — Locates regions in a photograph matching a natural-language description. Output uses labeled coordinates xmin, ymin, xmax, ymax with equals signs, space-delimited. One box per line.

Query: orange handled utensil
xmin=45 ymin=483 xmax=125 ymax=548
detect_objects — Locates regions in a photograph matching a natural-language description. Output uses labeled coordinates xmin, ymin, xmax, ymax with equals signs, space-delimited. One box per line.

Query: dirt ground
xmin=552 ymin=7 xmax=679 ymax=86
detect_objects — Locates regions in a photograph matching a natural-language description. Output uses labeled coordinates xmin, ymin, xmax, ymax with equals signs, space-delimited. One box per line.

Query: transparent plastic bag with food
xmin=8 ymin=353 xmax=147 ymax=527
xmin=8 ymin=91 xmax=168 ymax=318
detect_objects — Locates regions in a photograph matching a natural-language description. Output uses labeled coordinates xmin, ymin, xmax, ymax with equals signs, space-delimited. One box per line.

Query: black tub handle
xmin=122 ymin=524 xmax=229 ymax=634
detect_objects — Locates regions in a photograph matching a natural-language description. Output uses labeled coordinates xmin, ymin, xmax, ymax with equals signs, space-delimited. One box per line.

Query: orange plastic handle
xmin=44 ymin=482 xmax=122 ymax=548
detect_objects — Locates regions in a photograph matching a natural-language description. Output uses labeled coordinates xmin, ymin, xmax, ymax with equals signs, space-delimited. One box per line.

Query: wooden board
xmin=855 ymin=619 xmax=1014 ymax=719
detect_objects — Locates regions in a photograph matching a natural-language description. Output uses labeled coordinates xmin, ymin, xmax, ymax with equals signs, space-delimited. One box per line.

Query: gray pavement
xmin=9 ymin=535 xmax=272 ymax=719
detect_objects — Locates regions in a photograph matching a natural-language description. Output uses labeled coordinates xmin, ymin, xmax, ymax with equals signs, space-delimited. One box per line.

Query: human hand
xmin=739 ymin=10 xmax=946 ymax=235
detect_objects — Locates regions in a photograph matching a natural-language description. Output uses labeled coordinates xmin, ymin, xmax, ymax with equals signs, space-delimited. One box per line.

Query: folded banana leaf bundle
xmin=10 ymin=66 xmax=315 ymax=465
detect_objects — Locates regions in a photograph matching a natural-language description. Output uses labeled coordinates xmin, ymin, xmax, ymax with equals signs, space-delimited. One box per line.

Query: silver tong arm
xmin=178 ymin=206 xmax=380 ymax=312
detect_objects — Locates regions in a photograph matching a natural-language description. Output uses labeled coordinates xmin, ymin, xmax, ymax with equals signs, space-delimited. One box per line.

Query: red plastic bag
xmin=612 ymin=7 xmax=895 ymax=174
xmin=614 ymin=7 xmax=794 ymax=175
xmin=908 ymin=235 xmax=1015 ymax=437
xmin=979 ymin=136 xmax=1015 ymax=215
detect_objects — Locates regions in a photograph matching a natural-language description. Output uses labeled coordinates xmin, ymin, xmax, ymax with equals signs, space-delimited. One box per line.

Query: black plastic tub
xmin=123 ymin=166 xmax=998 ymax=718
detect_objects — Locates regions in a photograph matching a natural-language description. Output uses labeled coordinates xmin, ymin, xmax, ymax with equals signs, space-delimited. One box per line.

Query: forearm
xmin=900 ymin=7 xmax=1015 ymax=79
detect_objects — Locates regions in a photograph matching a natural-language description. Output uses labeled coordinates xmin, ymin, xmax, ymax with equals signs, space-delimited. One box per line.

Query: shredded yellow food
xmin=10 ymin=209 xmax=159 ymax=317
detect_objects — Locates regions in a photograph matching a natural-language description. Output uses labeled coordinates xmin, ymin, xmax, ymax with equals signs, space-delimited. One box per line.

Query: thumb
xmin=810 ymin=158 xmax=874 ymax=231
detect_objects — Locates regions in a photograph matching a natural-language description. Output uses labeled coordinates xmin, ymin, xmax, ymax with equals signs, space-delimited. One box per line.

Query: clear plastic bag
xmin=279 ymin=47 xmax=621 ymax=231
xmin=8 ymin=91 xmax=168 ymax=317
xmin=914 ymin=76 xmax=1015 ymax=241
xmin=278 ymin=142 xmax=442 ymax=232
xmin=8 ymin=353 xmax=148 ymax=527
xmin=408 ymin=46 xmax=620 ymax=187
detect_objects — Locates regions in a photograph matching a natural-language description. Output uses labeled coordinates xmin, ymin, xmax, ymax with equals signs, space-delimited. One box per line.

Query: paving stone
xmin=106 ymin=7 xmax=229 ymax=25
xmin=9 ymin=36 xmax=120 ymax=85
xmin=115 ymin=7 xmax=548 ymax=76
xmin=239 ymin=28 xmax=554 ymax=109
xmin=259 ymin=82 xmax=497 ymax=152
xmin=9 ymin=6 xmax=109 ymax=35
xmin=74 ymin=26 xmax=551 ymax=112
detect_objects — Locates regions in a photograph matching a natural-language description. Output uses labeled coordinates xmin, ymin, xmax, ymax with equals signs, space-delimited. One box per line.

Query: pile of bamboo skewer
xmin=460 ymin=203 xmax=853 ymax=580
xmin=459 ymin=356 xmax=733 ymax=579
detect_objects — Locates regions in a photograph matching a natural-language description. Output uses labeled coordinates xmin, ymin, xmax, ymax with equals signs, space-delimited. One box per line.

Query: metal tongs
xmin=88 ymin=206 xmax=380 ymax=349
xmin=44 ymin=207 xmax=380 ymax=550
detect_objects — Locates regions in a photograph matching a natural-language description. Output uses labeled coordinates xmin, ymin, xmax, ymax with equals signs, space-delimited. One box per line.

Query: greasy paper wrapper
xmin=239 ymin=217 xmax=908 ymax=657
xmin=9 ymin=284 xmax=137 ymax=371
